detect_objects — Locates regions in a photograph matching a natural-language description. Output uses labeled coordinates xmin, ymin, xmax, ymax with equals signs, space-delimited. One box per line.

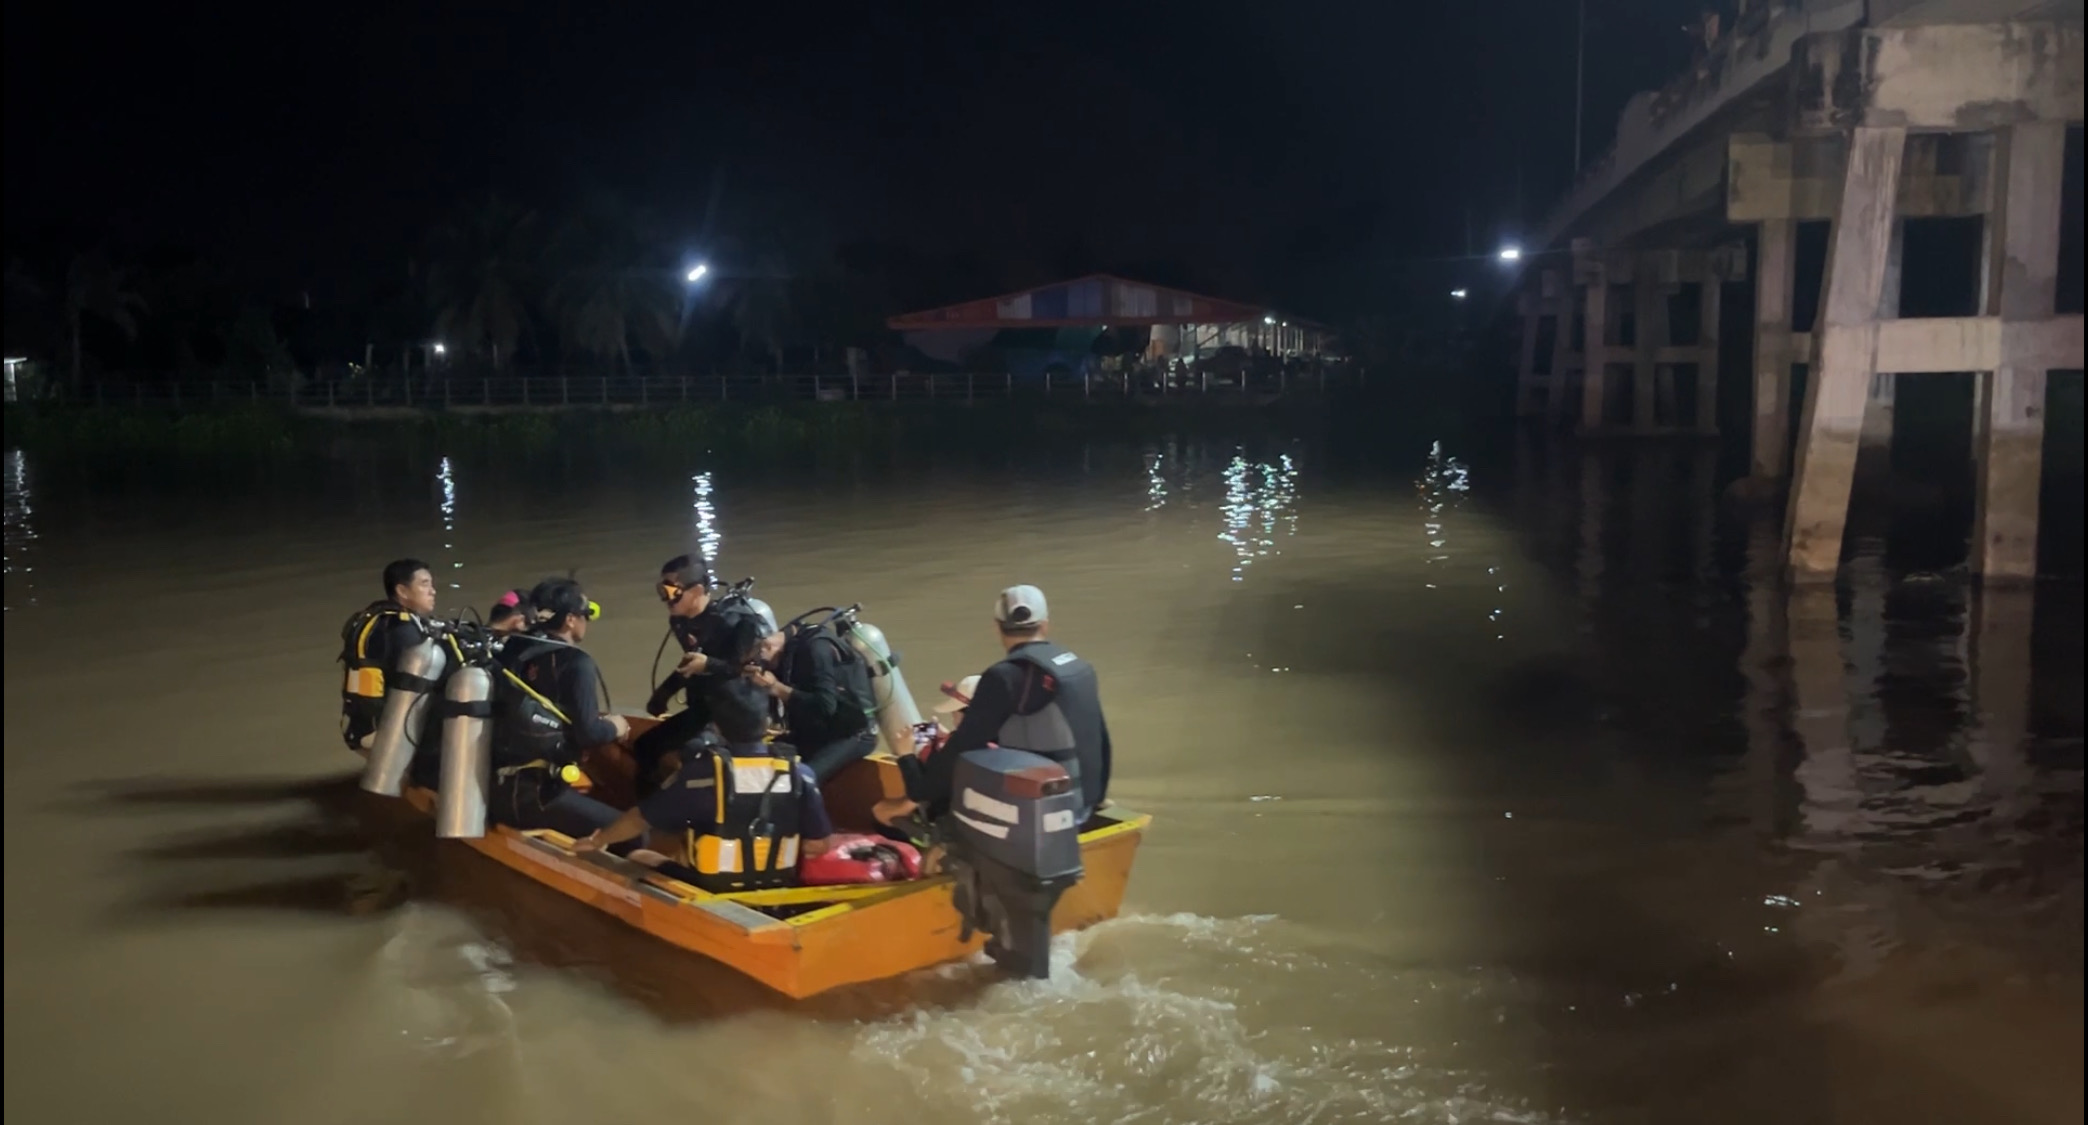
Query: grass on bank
xmin=2 ymin=396 xmax=1352 ymax=460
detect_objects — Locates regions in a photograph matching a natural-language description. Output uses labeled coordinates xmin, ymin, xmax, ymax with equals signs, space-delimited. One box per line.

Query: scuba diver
xmin=339 ymin=558 xmax=440 ymax=751
xmin=632 ymin=555 xmax=772 ymax=790
xmin=486 ymin=577 xmax=627 ymax=837
xmin=486 ymin=589 xmax=533 ymax=634
xmin=575 ymin=678 xmax=834 ymax=891
xmin=880 ymin=585 xmax=1112 ymax=827
xmin=742 ymin=606 xmax=881 ymax=784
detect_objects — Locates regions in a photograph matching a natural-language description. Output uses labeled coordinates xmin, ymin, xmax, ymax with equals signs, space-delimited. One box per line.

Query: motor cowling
xmin=436 ymin=664 xmax=495 ymax=838
xmin=836 ymin=619 xmax=924 ymax=754
xmin=942 ymin=747 xmax=1085 ymax=979
xmin=361 ymin=636 xmax=448 ymax=796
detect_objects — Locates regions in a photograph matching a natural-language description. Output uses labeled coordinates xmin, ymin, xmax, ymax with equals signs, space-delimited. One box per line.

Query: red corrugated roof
xmin=888 ymin=274 xmax=1295 ymax=330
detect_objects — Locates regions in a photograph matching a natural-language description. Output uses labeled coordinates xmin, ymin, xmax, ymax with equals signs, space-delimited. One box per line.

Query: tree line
xmin=3 ymin=197 xmax=1025 ymax=393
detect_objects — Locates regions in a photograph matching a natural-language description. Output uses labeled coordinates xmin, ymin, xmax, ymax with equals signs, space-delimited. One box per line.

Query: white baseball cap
xmin=994 ymin=584 xmax=1048 ymax=626
xmin=933 ymin=675 xmax=981 ymax=716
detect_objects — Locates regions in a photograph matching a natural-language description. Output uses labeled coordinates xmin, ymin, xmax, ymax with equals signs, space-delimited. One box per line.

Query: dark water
xmin=2 ymin=429 xmax=2081 ymax=1125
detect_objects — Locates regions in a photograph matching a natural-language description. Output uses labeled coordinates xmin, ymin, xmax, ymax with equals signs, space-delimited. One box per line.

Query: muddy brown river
xmin=3 ymin=431 xmax=2081 ymax=1125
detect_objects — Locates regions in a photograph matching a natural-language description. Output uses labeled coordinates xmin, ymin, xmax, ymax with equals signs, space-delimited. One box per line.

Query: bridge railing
xmin=57 ymin=368 xmax=1360 ymax=411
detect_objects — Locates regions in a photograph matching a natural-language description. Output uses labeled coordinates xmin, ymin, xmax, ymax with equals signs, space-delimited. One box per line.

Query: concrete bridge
xmin=1513 ymin=0 xmax=2083 ymax=582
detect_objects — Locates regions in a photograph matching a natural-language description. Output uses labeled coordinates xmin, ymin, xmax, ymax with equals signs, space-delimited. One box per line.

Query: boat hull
xmin=379 ymin=728 xmax=1148 ymax=999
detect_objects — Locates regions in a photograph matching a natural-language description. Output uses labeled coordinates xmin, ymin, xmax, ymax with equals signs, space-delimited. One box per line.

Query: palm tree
xmin=64 ymin=253 xmax=149 ymax=391
xmin=727 ymin=252 xmax=801 ymax=372
xmin=424 ymin=198 xmax=539 ymax=371
xmin=544 ymin=202 xmax=684 ymax=373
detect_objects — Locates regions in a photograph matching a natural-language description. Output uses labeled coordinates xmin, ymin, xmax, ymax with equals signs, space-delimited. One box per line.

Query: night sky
xmin=4 ymin=1 xmax=1691 ymax=319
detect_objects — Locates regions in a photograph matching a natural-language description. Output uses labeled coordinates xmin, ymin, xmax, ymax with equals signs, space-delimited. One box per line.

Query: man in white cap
xmin=933 ymin=674 xmax=980 ymax=731
xmin=885 ymin=584 xmax=1112 ymax=826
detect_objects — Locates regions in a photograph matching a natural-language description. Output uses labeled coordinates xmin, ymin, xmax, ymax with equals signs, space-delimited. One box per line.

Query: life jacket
xmin=491 ymin=634 xmax=579 ymax=768
xmin=676 ymin=743 xmax=805 ymax=893
xmin=799 ymin=833 xmax=924 ymax=886
xmin=996 ymin=641 xmax=1109 ymax=819
xmin=338 ymin=600 xmax=418 ymax=749
xmin=778 ymin=620 xmax=875 ymax=737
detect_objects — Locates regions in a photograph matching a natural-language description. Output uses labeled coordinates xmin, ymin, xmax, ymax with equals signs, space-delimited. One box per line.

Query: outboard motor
xmin=435 ymin=664 xmax=495 ymax=837
xmin=940 ymin=747 xmax=1085 ymax=979
xmin=361 ymin=636 xmax=448 ymax=796
xmin=835 ymin=615 xmax=924 ymax=754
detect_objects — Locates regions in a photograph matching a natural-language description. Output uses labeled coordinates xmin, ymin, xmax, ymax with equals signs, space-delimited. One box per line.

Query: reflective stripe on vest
xmin=679 ymin=752 xmax=802 ymax=888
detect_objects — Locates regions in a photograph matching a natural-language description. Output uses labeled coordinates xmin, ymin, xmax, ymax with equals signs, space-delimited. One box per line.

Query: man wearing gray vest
xmin=887 ymin=584 xmax=1112 ymax=826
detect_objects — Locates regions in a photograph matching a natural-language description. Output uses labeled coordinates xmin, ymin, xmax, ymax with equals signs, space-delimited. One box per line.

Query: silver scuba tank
xmin=744 ymin=597 xmax=778 ymax=634
xmin=360 ymin=636 xmax=449 ymax=796
xmin=436 ymin=664 xmax=494 ymax=838
xmin=837 ymin=619 xmax=923 ymax=754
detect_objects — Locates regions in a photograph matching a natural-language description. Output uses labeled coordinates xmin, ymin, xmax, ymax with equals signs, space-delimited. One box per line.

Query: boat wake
xmin=854 ymin=912 xmax=1559 ymax=1125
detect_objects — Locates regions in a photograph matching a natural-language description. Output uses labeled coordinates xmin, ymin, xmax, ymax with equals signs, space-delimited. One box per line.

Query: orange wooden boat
xmin=378 ymin=717 xmax=1150 ymax=999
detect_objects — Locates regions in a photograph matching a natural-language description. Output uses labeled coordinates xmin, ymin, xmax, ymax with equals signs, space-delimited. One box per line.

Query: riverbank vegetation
xmin=2 ymin=397 xmax=1349 ymax=462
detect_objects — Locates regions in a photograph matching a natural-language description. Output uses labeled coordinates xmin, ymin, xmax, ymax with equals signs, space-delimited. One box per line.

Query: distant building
xmin=888 ymin=274 xmax=1331 ymax=377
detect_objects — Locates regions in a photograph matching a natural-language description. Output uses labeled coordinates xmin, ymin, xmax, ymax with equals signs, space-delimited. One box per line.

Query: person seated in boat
xmin=741 ymin=610 xmax=881 ymax=784
xmin=878 ymin=585 xmax=1112 ymax=828
xmin=338 ymin=558 xmax=440 ymax=752
xmin=486 ymin=589 xmax=533 ymax=634
xmin=487 ymin=577 xmax=628 ymax=838
xmin=632 ymin=555 xmax=772 ymax=792
xmin=575 ymin=679 xmax=835 ymax=890
xmin=929 ymin=674 xmax=978 ymax=742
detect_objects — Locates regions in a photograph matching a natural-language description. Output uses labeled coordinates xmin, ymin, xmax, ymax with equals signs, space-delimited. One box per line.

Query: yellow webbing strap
xmin=499 ymin=666 xmax=573 ymax=726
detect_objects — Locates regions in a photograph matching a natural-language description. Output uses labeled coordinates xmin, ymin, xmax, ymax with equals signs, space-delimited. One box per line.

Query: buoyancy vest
xmin=339 ymin=601 xmax=419 ymax=749
xmin=491 ymin=635 xmax=579 ymax=768
xmin=676 ymin=744 xmax=804 ymax=892
xmin=995 ymin=641 xmax=1109 ymax=817
xmin=663 ymin=601 xmax=769 ymax=708
xmin=779 ymin=621 xmax=875 ymax=739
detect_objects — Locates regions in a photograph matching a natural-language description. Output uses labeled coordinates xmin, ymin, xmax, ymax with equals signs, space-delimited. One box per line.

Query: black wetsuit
xmin=488 ymin=633 xmax=623 ymax=837
xmin=772 ymin=622 xmax=878 ymax=783
xmin=633 ymin=602 xmax=769 ymax=785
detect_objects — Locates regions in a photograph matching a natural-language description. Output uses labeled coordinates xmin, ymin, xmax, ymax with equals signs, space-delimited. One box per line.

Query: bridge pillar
xmin=1784 ymin=126 xmax=1907 ymax=581
xmin=1632 ymin=272 xmax=1668 ymax=432
xmin=1696 ymin=276 xmax=1722 ymax=435
xmin=1515 ymin=289 xmax=1544 ymax=418
xmin=1856 ymin=221 xmax=1904 ymax=482
xmin=1547 ymin=271 xmax=1578 ymax=424
xmin=1579 ymin=259 xmax=1613 ymax=433
xmin=1971 ymin=121 xmax=2065 ymax=582
xmin=1750 ymin=219 xmax=1798 ymax=479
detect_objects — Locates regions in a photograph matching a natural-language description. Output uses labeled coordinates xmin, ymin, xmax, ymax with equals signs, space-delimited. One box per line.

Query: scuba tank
xmin=832 ymin=610 xmax=924 ymax=754
xmin=713 ymin=578 xmax=777 ymax=637
xmin=744 ymin=597 xmax=778 ymax=634
xmin=435 ymin=663 xmax=495 ymax=838
xmin=360 ymin=635 xmax=449 ymax=796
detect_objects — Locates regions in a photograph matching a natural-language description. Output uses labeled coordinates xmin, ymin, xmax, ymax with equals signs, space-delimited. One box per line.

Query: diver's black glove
xmin=645 ymin=679 xmax=679 ymax=718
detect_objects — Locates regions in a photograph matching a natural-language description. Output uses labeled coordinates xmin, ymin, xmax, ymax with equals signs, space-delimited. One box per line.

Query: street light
xmin=1450 ymin=289 xmax=1469 ymax=299
xmin=1497 ymin=246 xmax=1522 ymax=262
xmin=685 ymin=263 xmax=710 ymax=283
xmin=433 ymin=342 xmax=447 ymax=356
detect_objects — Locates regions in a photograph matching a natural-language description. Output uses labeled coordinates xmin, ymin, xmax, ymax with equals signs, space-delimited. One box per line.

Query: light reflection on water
xmin=692 ymin=470 xmax=721 ymax=569
xmin=437 ymin=455 xmax=461 ymax=592
xmin=1215 ymin=452 xmax=1297 ymax=581
xmin=0 ymin=438 xmax=2080 ymax=1125
xmin=3 ymin=447 xmax=33 ymax=610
